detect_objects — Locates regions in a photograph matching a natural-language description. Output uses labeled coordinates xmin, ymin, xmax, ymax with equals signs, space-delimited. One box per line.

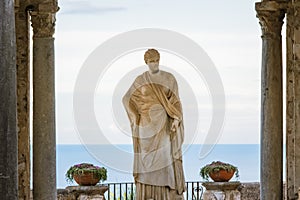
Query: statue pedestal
xmin=202 ymin=182 xmax=241 ymax=200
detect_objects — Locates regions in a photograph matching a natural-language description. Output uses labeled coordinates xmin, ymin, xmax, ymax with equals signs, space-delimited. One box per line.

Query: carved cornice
xmin=256 ymin=1 xmax=286 ymax=39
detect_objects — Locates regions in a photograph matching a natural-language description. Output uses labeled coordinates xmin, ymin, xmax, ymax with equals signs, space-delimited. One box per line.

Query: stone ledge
xmin=203 ymin=181 xmax=241 ymax=191
xmin=65 ymin=186 xmax=108 ymax=195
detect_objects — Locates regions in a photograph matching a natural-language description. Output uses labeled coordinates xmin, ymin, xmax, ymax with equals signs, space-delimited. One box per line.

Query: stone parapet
xmin=29 ymin=182 xmax=289 ymax=199
xmin=239 ymin=182 xmax=260 ymax=200
xmin=203 ymin=182 xmax=287 ymax=200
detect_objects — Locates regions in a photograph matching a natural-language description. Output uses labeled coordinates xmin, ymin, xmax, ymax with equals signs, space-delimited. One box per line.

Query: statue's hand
xmin=171 ymin=119 xmax=179 ymax=132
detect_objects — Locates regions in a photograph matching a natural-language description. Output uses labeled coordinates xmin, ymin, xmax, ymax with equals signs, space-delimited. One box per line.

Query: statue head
xmin=144 ymin=49 xmax=160 ymax=64
xmin=144 ymin=49 xmax=160 ymax=73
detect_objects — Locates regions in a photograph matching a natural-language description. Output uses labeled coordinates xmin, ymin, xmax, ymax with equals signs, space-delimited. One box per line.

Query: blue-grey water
xmin=55 ymin=144 xmax=265 ymax=189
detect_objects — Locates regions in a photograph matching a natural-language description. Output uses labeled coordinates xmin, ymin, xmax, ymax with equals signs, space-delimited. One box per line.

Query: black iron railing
xmin=105 ymin=181 xmax=204 ymax=200
xmin=106 ymin=182 xmax=135 ymax=200
xmin=186 ymin=181 xmax=204 ymax=200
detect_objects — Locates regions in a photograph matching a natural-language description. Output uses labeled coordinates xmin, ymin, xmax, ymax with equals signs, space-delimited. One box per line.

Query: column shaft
xmin=31 ymin=10 xmax=57 ymax=200
xmin=0 ymin=0 xmax=18 ymax=199
xmin=256 ymin=2 xmax=285 ymax=200
xmin=15 ymin=8 xmax=31 ymax=200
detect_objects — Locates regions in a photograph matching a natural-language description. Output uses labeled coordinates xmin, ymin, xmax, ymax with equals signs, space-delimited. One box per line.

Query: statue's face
xmin=146 ymin=56 xmax=160 ymax=73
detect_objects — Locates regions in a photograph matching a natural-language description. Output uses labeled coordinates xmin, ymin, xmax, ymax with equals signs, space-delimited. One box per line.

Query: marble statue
xmin=123 ymin=49 xmax=186 ymax=200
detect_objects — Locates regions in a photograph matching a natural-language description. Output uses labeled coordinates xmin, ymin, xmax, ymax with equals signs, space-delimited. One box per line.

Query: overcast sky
xmin=53 ymin=0 xmax=279 ymax=144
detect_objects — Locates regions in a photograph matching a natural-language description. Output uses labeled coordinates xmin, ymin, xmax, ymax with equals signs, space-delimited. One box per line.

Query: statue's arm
xmin=169 ymin=74 xmax=183 ymax=121
xmin=122 ymin=83 xmax=140 ymax=127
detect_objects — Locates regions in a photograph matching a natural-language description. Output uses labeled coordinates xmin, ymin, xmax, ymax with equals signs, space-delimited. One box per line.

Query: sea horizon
xmin=53 ymin=144 xmax=276 ymax=189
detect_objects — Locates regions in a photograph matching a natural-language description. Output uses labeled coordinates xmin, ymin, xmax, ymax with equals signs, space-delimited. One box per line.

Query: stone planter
xmin=73 ymin=172 xmax=101 ymax=186
xmin=209 ymin=169 xmax=235 ymax=182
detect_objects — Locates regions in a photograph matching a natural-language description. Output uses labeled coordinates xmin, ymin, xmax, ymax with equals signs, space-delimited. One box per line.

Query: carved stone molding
xmin=31 ymin=12 xmax=56 ymax=38
xmin=256 ymin=10 xmax=285 ymax=39
xmin=256 ymin=2 xmax=286 ymax=39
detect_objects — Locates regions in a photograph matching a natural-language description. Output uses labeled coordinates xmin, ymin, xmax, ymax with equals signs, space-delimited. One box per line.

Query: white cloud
xmin=54 ymin=0 xmax=263 ymax=144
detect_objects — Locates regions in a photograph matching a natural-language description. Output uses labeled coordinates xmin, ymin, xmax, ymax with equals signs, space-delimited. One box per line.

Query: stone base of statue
xmin=202 ymin=182 xmax=241 ymax=200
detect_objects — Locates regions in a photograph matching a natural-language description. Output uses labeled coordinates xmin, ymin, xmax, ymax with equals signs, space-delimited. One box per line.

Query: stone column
xmin=255 ymin=1 xmax=285 ymax=200
xmin=286 ymin=1 xmax=300 ymax=199
xmin=30 ymin=3 xmax=58 ymax=199
xmin=15 ymin=2 xmax=31 ymax=199
xmin=0 ymin=0 xmax=18 ymax=199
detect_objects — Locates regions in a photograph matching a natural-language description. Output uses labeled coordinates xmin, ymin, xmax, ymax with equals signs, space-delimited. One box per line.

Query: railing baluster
xmin=197 ymin=182 xmax=200 ymax=200
xmin=113 ymin=184 xmax=116 ymax=200
xmin=186 ymin=182 xmax=189 ymax=200
xmin=119 ymin=183 xmax=122 ymax=199
xmin=108 ymin=184 xmax=110 ymax=200
xmin=192 ymin=182 xmax=195 ymax=199
xmin=131 ymin=183 xmax=134 ymax=200
xmin=125 ymin=183 xmax=128 ymax=200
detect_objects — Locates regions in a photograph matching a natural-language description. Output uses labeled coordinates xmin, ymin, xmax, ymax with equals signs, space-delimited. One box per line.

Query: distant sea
xmin=54 ymin=144 xmax=277 ymax=189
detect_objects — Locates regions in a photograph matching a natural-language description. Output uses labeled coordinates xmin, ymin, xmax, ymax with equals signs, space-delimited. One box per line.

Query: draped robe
xmin=123 ymin=70 xmax=185 ymax=200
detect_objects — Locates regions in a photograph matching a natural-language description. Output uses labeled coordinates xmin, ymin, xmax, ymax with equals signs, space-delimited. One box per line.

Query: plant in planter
xmin=66 ymin=163 xmax=107 ymax=186
xmin=200 ymin=161 xmax=239 ymax=182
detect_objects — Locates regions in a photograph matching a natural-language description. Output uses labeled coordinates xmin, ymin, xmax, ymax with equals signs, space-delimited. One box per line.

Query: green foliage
xmin=200 ymin=161 xmax=239 ymax=181
xmin=65 ymin=163 xmax=107 ymax=184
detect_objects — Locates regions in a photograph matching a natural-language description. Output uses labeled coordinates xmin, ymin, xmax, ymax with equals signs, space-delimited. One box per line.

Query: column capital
xmin=256 ymin=1 xmax=286 ymax=39
xmin=30 ymin=3 xmax=59 ymax=38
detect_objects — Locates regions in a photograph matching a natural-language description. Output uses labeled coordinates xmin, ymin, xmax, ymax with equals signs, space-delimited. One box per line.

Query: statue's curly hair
xmin=144 ymin=49 xmax=160 ymax=64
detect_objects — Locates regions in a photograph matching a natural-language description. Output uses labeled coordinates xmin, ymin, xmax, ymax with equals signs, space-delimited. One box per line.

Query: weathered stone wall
xmin=15 ymin=1 xmax=31 ymax=199
xmin=239 ymin=182 xmax=286 ymax=200
xmin=0 ymin=0 xmax=18 ymax=199
xmin=286 ymin=0 xmax=300 ymax=199
xmin=239 ymin=183 xmax=260 ymax=200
